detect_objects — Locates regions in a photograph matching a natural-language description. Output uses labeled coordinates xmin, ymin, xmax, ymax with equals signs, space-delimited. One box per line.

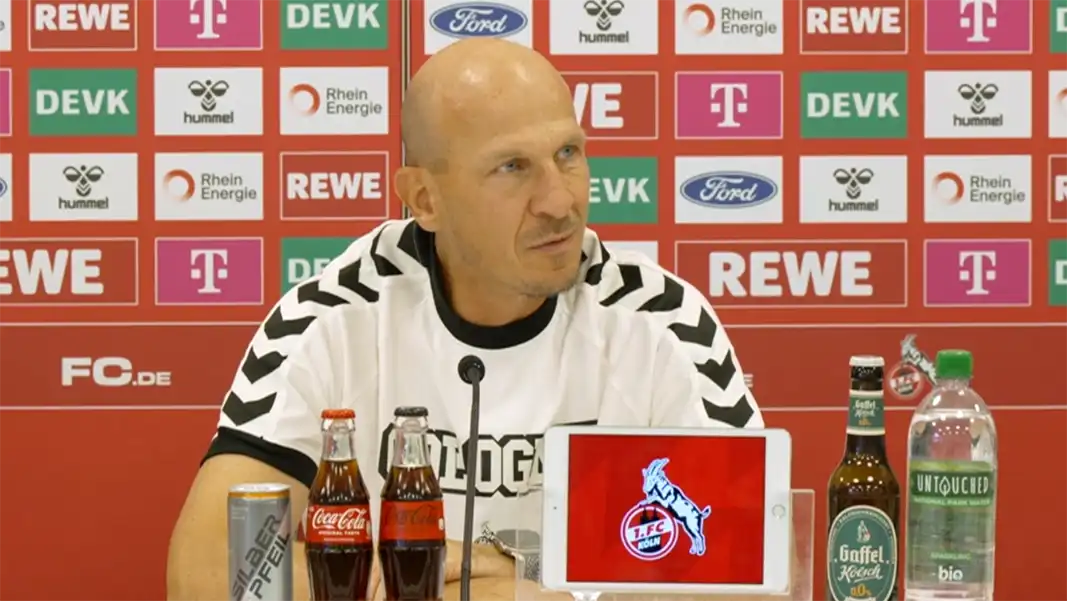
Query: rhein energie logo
xmin=620 ymin=458 xmax=710 ymax=561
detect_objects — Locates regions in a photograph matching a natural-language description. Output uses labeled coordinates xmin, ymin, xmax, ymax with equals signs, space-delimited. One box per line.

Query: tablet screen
xmin=565 ymin=434 xmax=766 ymax=585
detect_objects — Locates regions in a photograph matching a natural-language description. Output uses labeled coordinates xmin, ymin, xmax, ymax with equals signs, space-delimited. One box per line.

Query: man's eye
xmin=558 ymin=145 xmax=578 ymax=160
xmin=496 ymin=160 xmax=521 ymax=174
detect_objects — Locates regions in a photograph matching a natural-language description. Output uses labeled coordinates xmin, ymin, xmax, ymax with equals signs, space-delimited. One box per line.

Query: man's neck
xmin=435 ymin=245 xmax=547 ymax=327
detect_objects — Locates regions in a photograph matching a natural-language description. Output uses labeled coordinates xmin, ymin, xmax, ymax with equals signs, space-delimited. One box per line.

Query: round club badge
xmin=619 ymin=503 xmax=678 ymax=561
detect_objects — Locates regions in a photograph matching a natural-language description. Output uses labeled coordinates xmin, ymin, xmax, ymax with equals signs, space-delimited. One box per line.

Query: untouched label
xmin=827 ymin=505 xmax=897 ymax=601
xmin=907 ymin=461 xmax=995 ymax=586
xmin=304 ymin=504 xmax=372 ymax=544
xmin=379 ymin=500 xmax=446 ymax=541
xmin=847 ymin=391 xmax=886 ymax=435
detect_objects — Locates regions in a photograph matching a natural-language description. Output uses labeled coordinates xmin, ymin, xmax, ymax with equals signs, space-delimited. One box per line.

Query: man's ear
xmin=395 ymin=166 xmax=440 ymax=232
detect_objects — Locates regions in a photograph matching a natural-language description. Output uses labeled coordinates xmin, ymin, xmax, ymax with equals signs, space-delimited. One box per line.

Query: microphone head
xmin=457 ymin=355 xmax=486 ymax=384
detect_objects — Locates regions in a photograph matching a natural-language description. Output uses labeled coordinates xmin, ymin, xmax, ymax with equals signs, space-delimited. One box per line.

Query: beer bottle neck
xmin=843 ymin=389 xmax=887 ymax=458
xmin=321 ymin=418 xmax=357 ymax=461
xmin=391 ymin=416 xmax=431 ymax=468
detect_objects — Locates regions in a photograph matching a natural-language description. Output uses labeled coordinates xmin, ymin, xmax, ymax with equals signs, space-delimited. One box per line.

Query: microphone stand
xmin=457 ymin=356 xmax=485 ymax=601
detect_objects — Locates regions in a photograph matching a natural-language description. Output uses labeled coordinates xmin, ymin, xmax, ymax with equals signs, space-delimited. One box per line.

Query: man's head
xmin=396 ymin=38 xmax=589 ymax=299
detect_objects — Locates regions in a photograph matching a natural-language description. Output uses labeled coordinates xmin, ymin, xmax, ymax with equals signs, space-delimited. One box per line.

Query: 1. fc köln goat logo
xmin=619 ymin=458 xmax=710 ymax=561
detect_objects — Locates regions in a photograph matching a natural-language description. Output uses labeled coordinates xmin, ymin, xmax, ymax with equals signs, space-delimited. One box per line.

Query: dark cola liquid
xmin=379 ymin=465 xmax=447 ymax=601
xmin=307 ymin=460 xmax=374 ymax=601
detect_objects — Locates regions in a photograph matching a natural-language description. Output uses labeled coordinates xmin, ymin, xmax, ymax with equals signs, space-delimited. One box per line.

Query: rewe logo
xmin=925 ymin=0 xmax=1031 ymax=53
xmin=0 ymin=239 xmax=138 ymax=305
xmin=29 ymin=68 xmax=137 ymax=136
xmin=800 ymin=155 xmax=909 ymax=224
xmin=563 ymin=72 xmax=657 ymax=140
xmin=924 ymin=155 xmax=1030 ymax=223
xmin=674 ymin=240 xmax=907 ymax=308
xmin=154 ymin=67 xmax=263 ymax=136
xmin=30 ymin=0 xmax=136 ymax=50
xmin=924 ymin=70 xmax=1030 ymax=139
xmin=676 ymin=72 xmax=783 ymax=139
xmin=155 ymin=0 xmax=263 ymax=50
xmin=801 ymin=71 xmax=907 ymax=139
xmin=924 ymin=239 xmax=1030 ymax=306
xmin=280 ymin=67 xmax=389 ymax=135
xmin=280 ymin=152 xmax=388 ymax=220
xmin=281 ymin=0 xmax=387 ymax=49
xmin=588 ymin=157 xmax=658 ymax=224
xmin=280 ymin=237 xmax=357 ymax=294
xmin=156 ymin=238 xmax=263 ymax=305
xmin=800 ymin=0 xmax=907 ymax=54
xmin=155 ymin=152 xmax=264 ymax=221
xmin=29 ymin=152 xmax=138 ymax=221
xmin=61 ymin=357 xmax=171 ymax=387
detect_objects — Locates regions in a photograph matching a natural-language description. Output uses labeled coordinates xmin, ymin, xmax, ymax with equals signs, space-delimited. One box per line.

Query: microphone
xmin=456 ymin=355 xmax=486 ymax=601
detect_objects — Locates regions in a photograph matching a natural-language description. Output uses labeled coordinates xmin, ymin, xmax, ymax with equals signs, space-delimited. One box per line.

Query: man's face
xmin=434 ymin=105 xmax=590 ymax=298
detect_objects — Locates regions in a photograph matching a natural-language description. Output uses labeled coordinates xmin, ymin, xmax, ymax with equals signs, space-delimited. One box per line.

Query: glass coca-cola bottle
xmin=304 ymin=408 xmax=374 ymax=600
xmin=379 ymin=406 xmax=447 ymax=600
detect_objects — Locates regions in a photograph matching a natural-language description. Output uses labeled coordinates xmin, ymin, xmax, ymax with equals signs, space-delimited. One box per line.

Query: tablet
xmin=541 ymin=426 xmax=792 ymax=595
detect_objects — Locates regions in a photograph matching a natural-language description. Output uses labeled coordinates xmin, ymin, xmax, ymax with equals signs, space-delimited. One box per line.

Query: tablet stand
xmin=513 ymin=489 xmax=816 ymax=601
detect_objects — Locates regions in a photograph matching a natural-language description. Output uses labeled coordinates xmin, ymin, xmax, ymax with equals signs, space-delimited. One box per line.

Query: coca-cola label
xmin=379 ymin=500 xmax=446 ymax=542
xmin=304 ymin=504 xmax=373 ymax=544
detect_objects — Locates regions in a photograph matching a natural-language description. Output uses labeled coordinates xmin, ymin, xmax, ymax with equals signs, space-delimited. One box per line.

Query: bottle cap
xmin=394 ymin=406 xmax=429 ymax=418
xmin=321 ymin=408 xmax=355 ymax=419
xmin=849 ymin=355 xmax=885 ymax=367
xmin=935 ymin=350 xmax=973 ymax=379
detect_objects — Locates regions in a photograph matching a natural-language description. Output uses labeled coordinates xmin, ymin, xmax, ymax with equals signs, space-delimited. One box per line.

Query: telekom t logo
xmin=958 ymin=251 xmax=996 ymax=295
xmin=191 ymin=249 xmax=228 ymax=294
xmin=190 ymin=0 xmax=227 ymax=40
xmin=709 ymin=83 xmax=748 ymax=128
xmin=959 ymin=0 xmax=997 ymax=42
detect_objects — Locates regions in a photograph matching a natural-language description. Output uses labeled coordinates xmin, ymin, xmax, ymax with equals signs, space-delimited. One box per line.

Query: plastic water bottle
xmin=904 ymin=350 xmax=997 ymax=601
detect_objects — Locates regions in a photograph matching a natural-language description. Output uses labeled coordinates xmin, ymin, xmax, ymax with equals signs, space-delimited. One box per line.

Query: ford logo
xmin=680 ymin=171 xmax=778 ymax=208
xmin=430 ymin=2 xmax=529 ymax=39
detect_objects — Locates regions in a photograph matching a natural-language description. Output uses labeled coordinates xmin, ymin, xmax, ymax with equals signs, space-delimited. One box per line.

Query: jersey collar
xmin=407 ymin=222 xmax=558 ymax=350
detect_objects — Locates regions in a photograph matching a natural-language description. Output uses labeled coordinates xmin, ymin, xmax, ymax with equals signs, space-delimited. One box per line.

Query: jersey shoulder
xmin=221 ymin=220 xmax=426 ymax=424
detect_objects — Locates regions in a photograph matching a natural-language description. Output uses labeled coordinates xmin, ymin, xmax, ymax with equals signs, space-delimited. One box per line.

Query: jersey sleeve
xmin=647 ymin=288 xmax=765 ymax=429
xmin=588 ymin=245 xmax=764 ymax=429
xmin=202 ymin=294 xmax=344 ymax=488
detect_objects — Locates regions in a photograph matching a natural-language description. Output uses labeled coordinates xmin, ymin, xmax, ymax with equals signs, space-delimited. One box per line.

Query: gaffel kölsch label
xmin=828 ymin=505 xmax=897 ymax=601
xmin=847 ymin=391 xmax=885 ymax=436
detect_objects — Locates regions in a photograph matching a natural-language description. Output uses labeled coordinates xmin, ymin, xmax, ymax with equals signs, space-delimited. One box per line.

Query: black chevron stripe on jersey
xmin=338 ymin=259 xmax=379 ymax=303
xmin=702 ymin=394 xmax=755 ymax=428
xmin=600 ymin=264 xmax=643 ymax=306
xmin=696 ymin=349 xmax=737 ymax=390
xmin=583 ymin=242 xmax=612 ymax=286
xmin=222 ymin=391 xmax=278 ymax=426
xmin=668 ymin=308 xmax=717 ymax=347
xmin=370 ymin=229 xmax=403 ymax=277
xmin=263 ymin=306 xmax=316 ymax=340
xmin=296 ymin=279 xmax=347 ymax=307
xmin=241 ymin=346 xmax=284 ymax=384
xmin=636 ymin=275 xmax=684 ymax=313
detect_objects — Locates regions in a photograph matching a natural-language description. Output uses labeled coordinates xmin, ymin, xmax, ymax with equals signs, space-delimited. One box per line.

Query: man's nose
xmin=528 ymin=163 xmax=574 ymax=219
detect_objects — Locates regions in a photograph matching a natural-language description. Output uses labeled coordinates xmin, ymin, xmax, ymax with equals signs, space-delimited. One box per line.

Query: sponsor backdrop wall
xmin=0 ymin=0 xmax=1064 ymax=598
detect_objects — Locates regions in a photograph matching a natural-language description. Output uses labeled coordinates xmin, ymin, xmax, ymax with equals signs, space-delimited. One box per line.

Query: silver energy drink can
xmin=228 ymin=483 xmax=293 ymax=601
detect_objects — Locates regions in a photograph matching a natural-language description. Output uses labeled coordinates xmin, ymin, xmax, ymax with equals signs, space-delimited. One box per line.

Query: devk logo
xmin=619 ymin=458 xmax=710 ymax=561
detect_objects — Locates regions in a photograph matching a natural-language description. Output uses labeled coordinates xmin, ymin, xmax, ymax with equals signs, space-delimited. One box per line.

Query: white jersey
xmin=204 ymin=219 xmax=763 ymax=541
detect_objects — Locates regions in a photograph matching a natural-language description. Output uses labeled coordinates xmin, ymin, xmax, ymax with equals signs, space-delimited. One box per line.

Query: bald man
xmin=167 ymin=39 xmax=763 ymax=600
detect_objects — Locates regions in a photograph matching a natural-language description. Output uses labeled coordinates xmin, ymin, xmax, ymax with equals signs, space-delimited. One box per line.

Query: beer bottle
xmin=826 ymin=356 xmax=900 ymax=601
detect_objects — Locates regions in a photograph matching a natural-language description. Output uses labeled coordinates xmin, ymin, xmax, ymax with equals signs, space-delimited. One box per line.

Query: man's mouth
xmin=532 ymin=231 xmax=575 ymax=250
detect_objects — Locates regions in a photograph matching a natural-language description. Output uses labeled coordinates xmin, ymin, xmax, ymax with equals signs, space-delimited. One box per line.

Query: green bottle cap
xmin=935 ymin=349 xmax=973 ymax=379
